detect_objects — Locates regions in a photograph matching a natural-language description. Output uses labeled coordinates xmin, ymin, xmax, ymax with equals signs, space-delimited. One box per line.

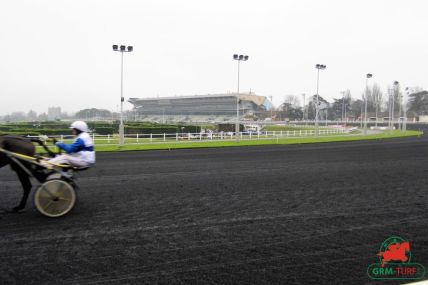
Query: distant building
xmin=418 ymin=115 xmax=428 ymax=122
xmin=128 ymin=93 xmax=272 ymax=123
xmin=48 ymin=107 xmax=61 ymax=120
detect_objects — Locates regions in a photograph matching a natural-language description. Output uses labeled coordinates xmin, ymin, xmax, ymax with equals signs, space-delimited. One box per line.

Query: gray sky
xmin=1 ymin=0 xmax=427 ymax=115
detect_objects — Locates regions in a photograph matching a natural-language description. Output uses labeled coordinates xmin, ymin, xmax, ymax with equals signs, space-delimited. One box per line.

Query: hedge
xmin=0 ymin=122 xmax=201 ymax=135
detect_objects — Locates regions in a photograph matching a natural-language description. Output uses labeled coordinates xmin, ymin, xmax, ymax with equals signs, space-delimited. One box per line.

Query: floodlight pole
xmin=388 ymin=88 xmax=392 ymax=130
xmin=236 ymin=59 xmax=240 ymax=141
xmin=364 ymin=73 xmax=372 ymax=135
xmin=341 ymin=91 xmax=345 ymax=123
xmin=392 ymin=81 xmax=398 ymax=131
xmin=403 ymin=87 xmax=409 ymax=132
xmin=315 ymin=64 xmax=326 ymax=137
xmin=113 ymin=44 xmax=133 ymax=146
xmin=398 ymin=85 xmax=402 ymax=131
xmin=233 ymin=54 xmax=249 ymax=141
xmin=120 ymin=51 xmax=124 ymax=143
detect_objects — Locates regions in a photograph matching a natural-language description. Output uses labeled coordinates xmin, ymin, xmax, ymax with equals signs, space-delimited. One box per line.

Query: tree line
xmin=0 ymin=108 xmax=121 ymax=123
xmin=275 ymin=85 xmax=427 ymax=121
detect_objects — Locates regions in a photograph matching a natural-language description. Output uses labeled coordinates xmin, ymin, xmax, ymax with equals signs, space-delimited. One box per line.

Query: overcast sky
xmin=1 ymin=0 xmax=427 ymax=115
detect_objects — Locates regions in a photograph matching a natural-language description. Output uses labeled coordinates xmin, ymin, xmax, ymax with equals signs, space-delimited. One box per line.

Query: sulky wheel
xmin=34 ymin=179 xmax=76 ymax=218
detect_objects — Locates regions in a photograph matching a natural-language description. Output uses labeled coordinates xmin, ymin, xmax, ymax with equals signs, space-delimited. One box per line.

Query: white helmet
xmin=70 ymin=121 xmax=89 ymax=132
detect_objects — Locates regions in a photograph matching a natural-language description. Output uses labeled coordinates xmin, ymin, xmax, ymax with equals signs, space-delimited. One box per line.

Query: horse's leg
xmin=11 ymin=165 xmax=32 ymax=212
xmin=0 ymin=153 xmax=10 ymax=168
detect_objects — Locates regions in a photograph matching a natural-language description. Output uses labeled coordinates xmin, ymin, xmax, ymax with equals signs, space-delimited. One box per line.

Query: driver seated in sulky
xmin=47 ymin=121 xmax=95 ymax=168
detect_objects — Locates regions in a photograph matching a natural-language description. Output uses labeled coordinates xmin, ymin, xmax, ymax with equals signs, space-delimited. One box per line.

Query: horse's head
xmin=400 ymin=241 xmax=410 ymax=252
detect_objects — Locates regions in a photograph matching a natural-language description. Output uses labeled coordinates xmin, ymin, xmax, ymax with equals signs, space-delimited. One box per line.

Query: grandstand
xmin=128 ymin=93 xmax=272 ymax=123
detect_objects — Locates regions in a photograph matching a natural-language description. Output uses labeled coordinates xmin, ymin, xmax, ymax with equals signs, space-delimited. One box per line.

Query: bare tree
xmin=370 ymin=84 xmax=383 ymax=123
xmin=331 ymin=90 xmax=351 ymax=120
xmin=283 ymin=95 xmax=301 ymax=109
xmin=350 ymin=99 xmax=363 ymax=120
xmin=384 ymin=84 xmax=402 ymax=121
xmin=279 ymin=95 xmax=303 ymax=120
xmin=307 ymin=94 xmax=329 ymax=120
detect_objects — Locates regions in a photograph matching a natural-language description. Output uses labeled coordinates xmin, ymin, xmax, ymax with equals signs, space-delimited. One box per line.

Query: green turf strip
xmin=63 ymin=130 xmax=421 ymax=152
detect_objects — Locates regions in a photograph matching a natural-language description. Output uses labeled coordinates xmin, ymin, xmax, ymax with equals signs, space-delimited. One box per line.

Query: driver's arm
xmin=56 ymin=138 xmax=85 ymax=154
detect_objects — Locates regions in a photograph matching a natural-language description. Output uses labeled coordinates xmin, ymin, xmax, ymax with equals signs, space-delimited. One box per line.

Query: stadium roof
xmin=128 ymin=93 xmax=268 ymax=107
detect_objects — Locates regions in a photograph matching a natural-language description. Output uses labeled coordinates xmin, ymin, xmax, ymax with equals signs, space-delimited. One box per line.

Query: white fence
xmin=45 ymin=128 xmax=349 ymax=145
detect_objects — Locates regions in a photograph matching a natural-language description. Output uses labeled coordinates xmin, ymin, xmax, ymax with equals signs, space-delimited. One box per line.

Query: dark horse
xmin=0 ymin=135 xmax=53 ymax=212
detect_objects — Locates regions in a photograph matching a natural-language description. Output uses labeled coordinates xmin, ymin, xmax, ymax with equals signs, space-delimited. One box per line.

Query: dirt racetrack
xmin=1 ymin=125 xmax=428 ymax=284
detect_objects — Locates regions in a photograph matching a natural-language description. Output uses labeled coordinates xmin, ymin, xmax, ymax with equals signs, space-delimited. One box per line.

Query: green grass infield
xmin=68 ymin=130 xmax=422 ymax=152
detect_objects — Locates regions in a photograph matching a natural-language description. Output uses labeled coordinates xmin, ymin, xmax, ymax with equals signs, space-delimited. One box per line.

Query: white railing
xmin=34 ymin=128 xmax=349 ymax=145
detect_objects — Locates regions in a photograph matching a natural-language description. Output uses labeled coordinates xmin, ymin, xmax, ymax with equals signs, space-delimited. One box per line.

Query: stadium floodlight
xmin=233 ymin=54 xmax=249 ymax=141
xmin=315 ymin=64 xmax=327 ymax=136
xmin=112 ymin=44 xmax=133 ymax=146
xmin=364 ymin=73 xmax=373 ymax=135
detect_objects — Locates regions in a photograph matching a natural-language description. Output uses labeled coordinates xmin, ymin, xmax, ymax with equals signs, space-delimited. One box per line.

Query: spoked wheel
xmin=34 ymin=179 xmax=76 ymax=218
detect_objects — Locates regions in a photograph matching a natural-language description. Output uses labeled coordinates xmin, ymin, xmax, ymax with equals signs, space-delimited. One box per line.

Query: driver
xmin=47 ymin=121 xmax=95 ymax=168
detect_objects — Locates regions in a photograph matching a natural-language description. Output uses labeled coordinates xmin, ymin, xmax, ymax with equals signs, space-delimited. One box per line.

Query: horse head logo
xmin=378 ymin=240 xmax=410 ymax=267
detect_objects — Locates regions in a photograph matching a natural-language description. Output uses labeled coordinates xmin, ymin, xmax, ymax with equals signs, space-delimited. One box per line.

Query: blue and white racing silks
xmin=55 ymin=132 xmax=96 ymax=164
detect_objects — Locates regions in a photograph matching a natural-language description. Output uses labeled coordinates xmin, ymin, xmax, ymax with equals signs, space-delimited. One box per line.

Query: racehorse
xmin=0 ymin=135 xmax=52 ymax=212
